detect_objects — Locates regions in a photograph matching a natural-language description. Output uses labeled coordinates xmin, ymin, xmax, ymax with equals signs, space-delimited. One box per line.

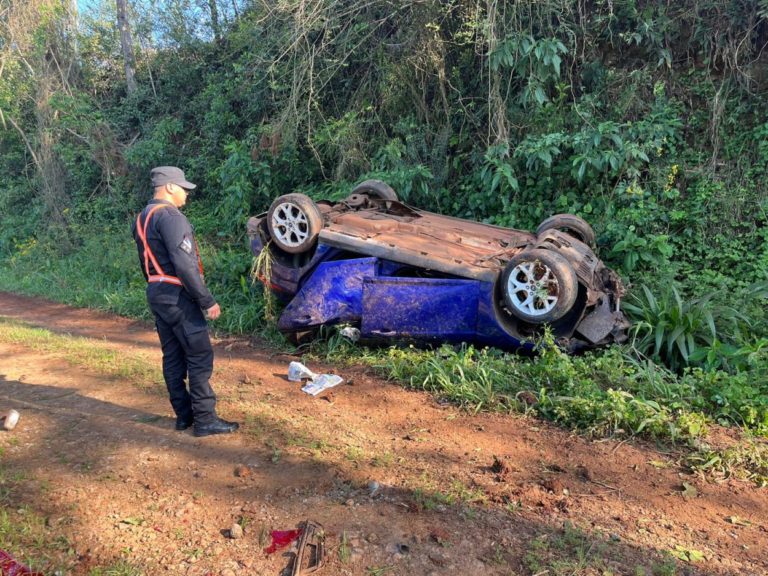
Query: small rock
xmin=234 ymin=465 xmax=250 ymax=478
xmin=221 ymin=570 xmax=236 ymax=576
xmin=229 ymin=523 xmax=243 ymax=539
xmin=366 ymin=533 xmax=379 ymax=544
xmin=430 ymin=528 xmax=450 ymax=545
xmin=345 ymin=499 xmax=355 ymax=506
xmin=576 ymin=465 xmax=592 ymax=481
xmin=541 ymin=477 xmax=566 ymax=494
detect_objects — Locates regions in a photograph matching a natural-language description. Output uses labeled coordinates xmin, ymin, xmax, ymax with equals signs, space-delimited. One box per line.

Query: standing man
xmin=132 ymin=166 xmax=239 ymax=437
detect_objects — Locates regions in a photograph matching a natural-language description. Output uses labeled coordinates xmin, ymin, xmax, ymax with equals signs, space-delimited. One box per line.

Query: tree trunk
xmin=208 ymin=0 xmax=221 ymax=41
xmin=115 ymin=0 xmax=137 ymax=95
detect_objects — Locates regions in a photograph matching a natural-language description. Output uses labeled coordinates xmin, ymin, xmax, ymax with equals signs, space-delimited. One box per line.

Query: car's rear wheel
xmin=350 ymin=179 xmax=399 ymax=201
xmin=267 ymin=193 xmax=323 ymax=254
xmin=501 ymin=249 xmax=578 ymax=324
xmin=536 ymin=214 xmax=596 ymax=247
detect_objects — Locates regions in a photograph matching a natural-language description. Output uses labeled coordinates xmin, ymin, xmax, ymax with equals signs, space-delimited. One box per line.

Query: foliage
xmin=623 ymin=284 xmax=746 ymax=372
xmin=312 ymin=328 xmax=768 ymax=440
xmin=685 ymin=441 xmax=768 ymax=487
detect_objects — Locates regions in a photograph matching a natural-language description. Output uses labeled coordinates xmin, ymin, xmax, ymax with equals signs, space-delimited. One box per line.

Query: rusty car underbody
xmin=247 ymin=180 xmax=629 ymax=352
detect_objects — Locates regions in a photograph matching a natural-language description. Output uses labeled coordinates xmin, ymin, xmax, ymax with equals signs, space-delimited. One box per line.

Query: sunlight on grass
xmin=0 ymin=318 xmax=163 ymax=392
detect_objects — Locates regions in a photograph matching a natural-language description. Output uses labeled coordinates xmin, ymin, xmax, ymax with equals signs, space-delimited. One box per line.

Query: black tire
xmin=350 ymin=179 xmax=399 ymax=201
xmin=501 ymin=249 xmax=578 ymax=324
xmin=536 ymin=214 xmax=596 ymax=247
xmin=267 ymin=193 xmax=323 ymax=254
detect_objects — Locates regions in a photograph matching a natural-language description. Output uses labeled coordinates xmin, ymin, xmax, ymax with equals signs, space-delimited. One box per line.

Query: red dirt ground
xmin=0 ymin=291 xmax=766 ymax=576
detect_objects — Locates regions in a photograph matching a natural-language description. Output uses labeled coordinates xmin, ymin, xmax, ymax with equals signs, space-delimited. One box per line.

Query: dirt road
xmin=0 ymin=292 xmax=765 ymax=575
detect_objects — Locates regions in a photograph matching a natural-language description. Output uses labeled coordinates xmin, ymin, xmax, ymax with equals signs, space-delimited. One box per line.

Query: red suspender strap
xmin=136 ymin=205 xmax=183 ymax=286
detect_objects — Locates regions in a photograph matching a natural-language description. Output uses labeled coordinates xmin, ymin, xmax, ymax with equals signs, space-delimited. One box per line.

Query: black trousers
xmin=148 ymin=289 xmax=217 ymax=424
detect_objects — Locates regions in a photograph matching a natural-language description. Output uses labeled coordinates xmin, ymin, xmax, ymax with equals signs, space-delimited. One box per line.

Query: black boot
xmin=193 ymin=417 xmax=239 ymax=437
xmin=175 ymin=416 xmax=194 ymax=431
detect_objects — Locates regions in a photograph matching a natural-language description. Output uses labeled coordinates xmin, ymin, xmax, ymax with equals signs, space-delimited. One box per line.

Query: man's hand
xmin=205 ymin=303 xmax=221 ymax=320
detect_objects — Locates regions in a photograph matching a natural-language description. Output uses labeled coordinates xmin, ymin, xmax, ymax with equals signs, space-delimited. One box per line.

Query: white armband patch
xmin=179 ymin=237 xmax=193 ymax=254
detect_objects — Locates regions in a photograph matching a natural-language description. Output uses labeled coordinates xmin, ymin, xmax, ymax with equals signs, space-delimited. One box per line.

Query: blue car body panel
xmin=361 ymin=277 xmax=480 ymax=339
xmin=270 ymin=248 xmax=533 ymax=350
xmin=277 ymin=257 xmax=376 ymax=330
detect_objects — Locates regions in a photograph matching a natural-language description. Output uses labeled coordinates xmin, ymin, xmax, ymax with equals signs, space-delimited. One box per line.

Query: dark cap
xmin=150 ymin=166 xmax=197 ymax=190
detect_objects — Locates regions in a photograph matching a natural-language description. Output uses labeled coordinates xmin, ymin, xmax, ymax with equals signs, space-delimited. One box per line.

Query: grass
xmin=0 ymin=232 xmax=274 ymax=337
xmin=338 ymin=531 xmax=351 ymax=563
xmin=0 ymin=318 xmax=164 ymax=392
xmin=685 ymin=440 xmax=768 ymax=486
xmin=523 ymin=522 xmax=681 ymax=576
xmin=0 ymin=463 xmax=73 ymax=573
xmin=87 ymin=561 xmax=144 ymax=576
xmin=304 ymin=328 xmax=768 ymax=483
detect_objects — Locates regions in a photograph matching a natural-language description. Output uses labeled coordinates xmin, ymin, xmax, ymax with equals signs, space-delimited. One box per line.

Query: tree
xmin=115 ymin=0 xmax=137 ymax=94
xmin=206 ymin=0 xmax=220 ymax=41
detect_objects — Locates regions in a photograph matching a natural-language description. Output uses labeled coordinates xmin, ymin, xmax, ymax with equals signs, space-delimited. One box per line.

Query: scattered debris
xmin=0 ymin=549 xmax=44 ymax=575
xmin=290 ymin=520 xmax=324 ymax=575
xmin=301 ymin=374 xmax=344 ymax=397
xmin=287 ymin=362 xmax=345 ymax=396
xmin=288 ymin=362 xmax=317 ymax=382
xmin=1 ymin=409 xmax=19 ymax=431
xmin=265 ymin=527 xmax=304 ymax=554
xmin=339 ymin=326 xmax=360 ymax=342
xmin=229 ymin=523 xmax=243 ymax=539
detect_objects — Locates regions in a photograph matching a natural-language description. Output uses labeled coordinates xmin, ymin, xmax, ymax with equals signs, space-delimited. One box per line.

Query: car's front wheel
xmin=267 ymin=193 xmax=323 ymax=254
xmin=501 ymin=249 xmax=578 ymax=324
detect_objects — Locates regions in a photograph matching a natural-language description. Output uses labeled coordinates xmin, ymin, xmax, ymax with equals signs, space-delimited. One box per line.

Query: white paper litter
xmin=339 ymin=326 xmax=361 ymax=342
xmin=287 ymin=362 xmax=344 ymax=396
xmin=288 ymin=361 xmax=317 ymax=382
xmin=301 ymin=374 xmax=344 ymax=396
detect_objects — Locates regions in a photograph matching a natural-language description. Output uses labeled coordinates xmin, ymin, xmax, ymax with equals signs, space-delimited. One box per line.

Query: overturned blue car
xmin=247 ymin=180 xmax=629 ymax=352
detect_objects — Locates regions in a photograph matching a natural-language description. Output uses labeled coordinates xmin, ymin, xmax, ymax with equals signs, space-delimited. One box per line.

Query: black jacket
xmin=131 ymin=199 xmax=216 ymax=310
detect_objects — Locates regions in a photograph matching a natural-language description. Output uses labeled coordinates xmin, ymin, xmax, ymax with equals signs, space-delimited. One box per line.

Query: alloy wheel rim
xmin=271 ymin=202 xmax=310 ymax=247
xmin=507 ymin=260 xmax=559 ymax=316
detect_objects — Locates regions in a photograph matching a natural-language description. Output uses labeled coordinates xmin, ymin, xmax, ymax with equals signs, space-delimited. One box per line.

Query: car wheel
xmin=267 ymin=193 xmax=323 ymax=254
xmin=536 ymin=214 xmax=596 ymax=247
xmin=501 ymin=249 xmax=578 ymax=324
xmin=350 ymin=179 xmax=399 ymax=201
